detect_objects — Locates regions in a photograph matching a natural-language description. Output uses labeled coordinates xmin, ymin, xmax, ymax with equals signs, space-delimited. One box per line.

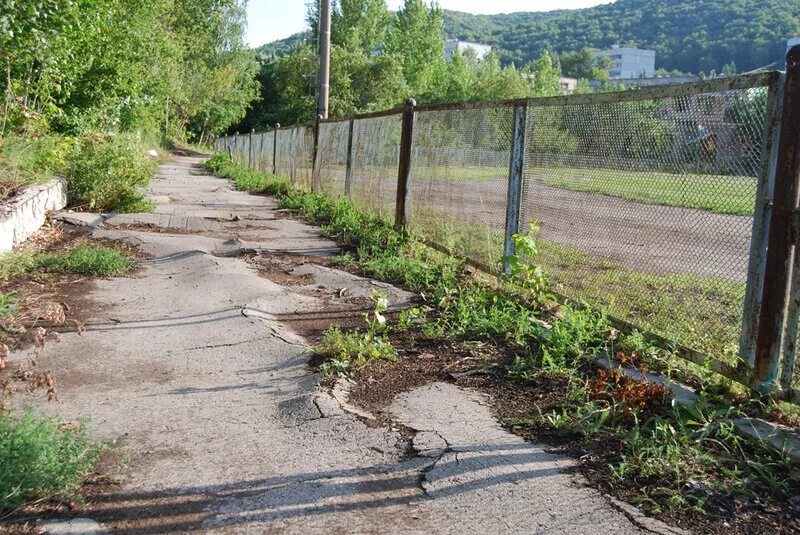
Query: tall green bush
xmin=67 ymin=134 xmax=155 ymax=213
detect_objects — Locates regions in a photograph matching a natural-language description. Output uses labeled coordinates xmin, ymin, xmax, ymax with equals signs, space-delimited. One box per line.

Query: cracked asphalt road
xmin=19 ymin=155 xmax=671 ymax=534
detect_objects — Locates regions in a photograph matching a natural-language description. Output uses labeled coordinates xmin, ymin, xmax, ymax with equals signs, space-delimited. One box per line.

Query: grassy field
xmin=332 ymin=163 xmax=757 ymax=216
xmin=536 ymin=238 xmax=744 ymax=361
xmin=409 ymin=207 xmax=743 ymax=361
xmin=532 ymin=167 xmax=757 ymax=216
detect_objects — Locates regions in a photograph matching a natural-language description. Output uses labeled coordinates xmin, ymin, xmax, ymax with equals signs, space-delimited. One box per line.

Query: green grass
xmin=411 ymin=205 xmax=743 ymax=360
xmin=204 ymin=153 xmax=291 ymax=195
xmin=37 ymin=245 xmax=134 ymax=277
xmin=533 ymin=167 xmax=757 ymax=216
xmin=0 ymin=411 xmax=104 ymax=511
xmin=0 ymin=251 xmax=37 ymax=283
xmin=0 ymin=244 xmax=134 ymax=282
xmin=0 ymin=292 xmax=18 ymax=319
xmin=536 ymin=239 xmax=744 ymax=361
xmin=0 ymin=135 xmax=69 ymax=201
xmin=412 ymin=164 xmax=506 ymax=182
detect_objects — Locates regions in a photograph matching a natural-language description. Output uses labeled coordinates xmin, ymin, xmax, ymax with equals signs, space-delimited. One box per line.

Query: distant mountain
xmin=257 ymin=31 xmax=312 ymax=57
xmin=259 ymin=0 xmax=800 ymax=74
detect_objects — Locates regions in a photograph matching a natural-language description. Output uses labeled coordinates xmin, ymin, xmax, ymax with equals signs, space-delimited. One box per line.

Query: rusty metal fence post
xmin=395 ymin=99 xmax=416 ymax=230
xmin=503 ymin=104 xmax=528 ymax=274
xmin=272 ymin=124 xmax=280 ymax=175
xmin=344 ymin=118 xmax=355 ymax=199
xmin=750 ymin=46 xmax=800 ymax=393
xmin=740 ymin=74 xmax=784 ymax=369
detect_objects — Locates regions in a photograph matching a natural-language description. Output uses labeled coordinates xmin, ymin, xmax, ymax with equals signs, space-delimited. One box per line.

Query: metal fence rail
xmin=216 ymin=60 xmax=800 ymax=404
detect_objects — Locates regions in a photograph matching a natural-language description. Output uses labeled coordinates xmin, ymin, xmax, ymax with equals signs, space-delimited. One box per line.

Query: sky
xmin=245 ymin=0 xmax=614 ymax=48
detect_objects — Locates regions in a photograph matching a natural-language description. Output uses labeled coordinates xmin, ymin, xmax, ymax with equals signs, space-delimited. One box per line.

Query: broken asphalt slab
xmin=18 ymin=155 xmax=661 ymax=533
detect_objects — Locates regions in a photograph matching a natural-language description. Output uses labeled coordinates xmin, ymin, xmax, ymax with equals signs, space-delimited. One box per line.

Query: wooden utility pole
xmin=317 ymin=0 xmax=331 ymax=119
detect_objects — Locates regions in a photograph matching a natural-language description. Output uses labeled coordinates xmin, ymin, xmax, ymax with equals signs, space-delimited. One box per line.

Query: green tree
xmin=528 ymin=52 xmax=561 ymax=97
xmin=333 ymin=0 xmax=391 ymax=54
xmin=384 ymin=0 xmax=446 ymax=98
xmin=443 ymin=49 xmax=476 ymax=102
xmin=1 ymin=0 xmax=259 ymax=140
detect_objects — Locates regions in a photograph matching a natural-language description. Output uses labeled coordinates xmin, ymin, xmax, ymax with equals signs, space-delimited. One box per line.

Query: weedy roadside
xmin=207 ymin=154 xmax=800 ymax=534
xmin=0 ymin=222 xmax=138 ymax=516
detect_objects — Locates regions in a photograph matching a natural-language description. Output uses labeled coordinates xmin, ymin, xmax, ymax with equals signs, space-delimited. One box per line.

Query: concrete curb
xmin=607 ymin=497 xmax=691 ymax=535
xmin=0 ymin=177 xmax=67 ymax=251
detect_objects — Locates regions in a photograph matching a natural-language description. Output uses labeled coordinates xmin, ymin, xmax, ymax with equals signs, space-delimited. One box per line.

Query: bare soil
xmin=337 ymin=331 xmax=800 ymax=535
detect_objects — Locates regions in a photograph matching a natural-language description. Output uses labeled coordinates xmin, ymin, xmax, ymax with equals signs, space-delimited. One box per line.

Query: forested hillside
xmin=444 ymin=0 xmax=800 ymax=74
xmin=263 ymin=0 xmax=800 ymax=74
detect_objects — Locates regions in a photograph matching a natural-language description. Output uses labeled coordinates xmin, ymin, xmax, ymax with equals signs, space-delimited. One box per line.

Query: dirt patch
xmin=338 ymin=330 xmax=800 ymax=535
xmin=249 ymin=255 xmax=316 ymax=287
xmin=0 ymin=223 xmax=147 ymax=411
xmin=109 ymin=222 xmax=205 ymax=235
xmin=246 ymin=253 xmax=384 ymax=340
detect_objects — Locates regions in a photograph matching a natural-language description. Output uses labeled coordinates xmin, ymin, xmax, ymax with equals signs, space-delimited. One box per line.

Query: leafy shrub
xmin=0 ymin=411 xmax=103 ymax=511
xmin=38 ymin=245 xmax=134 ymax=277
xmin=67 ymin=133 xmax=155 ymax=212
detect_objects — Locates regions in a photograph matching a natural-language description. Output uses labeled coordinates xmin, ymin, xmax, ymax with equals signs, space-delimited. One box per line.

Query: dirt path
xmin=323 ymin=168 xmax=752 ymax=282
xmin=15 ymin=156 xmax=676 ymax=534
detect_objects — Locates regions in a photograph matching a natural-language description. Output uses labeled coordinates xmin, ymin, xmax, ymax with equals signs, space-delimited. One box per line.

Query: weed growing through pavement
xmin=317 ymin=290 xmax=397 ymax=376
xmin=1 ymin=243 xmax=134 ymax=280
xmin=37 ymin=245 xmax=133 ymax=277
xmin=0 ymin=410 xmax=104 ymax=513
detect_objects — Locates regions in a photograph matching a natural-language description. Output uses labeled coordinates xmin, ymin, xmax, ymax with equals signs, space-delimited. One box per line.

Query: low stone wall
xmin=0 ymin=178 xmax=67 ymax=252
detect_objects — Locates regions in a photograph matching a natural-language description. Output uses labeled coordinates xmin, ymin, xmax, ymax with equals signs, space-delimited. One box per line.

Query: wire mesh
xmin=350 ymin=114 xmax=402 ymax=220
xmin=315 ymin=120 xmax=351 ymax=197
xmin=250 ymin=133 xmax=263 ymax=173
xmin=233 ymin=134 xmax=248 ymax=166
xmin=274 ymin=129 xmax=293 ymax=178
xmin=261 ymin=131 xmax=275 ymax=173
xmin=288 ymin=126 xmax=314 ymax=191
xmin=521 ymin=85 xmax=770 ymax=362
xmin=410 ymin=106 xmax=514 ymax=270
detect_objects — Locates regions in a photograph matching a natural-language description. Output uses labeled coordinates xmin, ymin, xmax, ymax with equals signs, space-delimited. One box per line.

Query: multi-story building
xmin=595 ymin=45 xmax=656 ymax=79
xmin=444 ymin=39 xmax=492 ymax=61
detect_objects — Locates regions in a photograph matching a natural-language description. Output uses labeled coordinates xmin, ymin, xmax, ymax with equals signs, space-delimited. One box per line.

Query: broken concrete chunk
xmin=54 ymin=211 xmax=106 ymax=228
xmin=732 ymin=417 xmax=800 ymax=463
xmin=412 ymin=430 xmax=449 ymax=458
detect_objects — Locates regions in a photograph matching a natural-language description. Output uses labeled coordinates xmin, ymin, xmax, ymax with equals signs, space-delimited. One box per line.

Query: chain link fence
xmin=409 ymin=106 xmax=514 ymax=270
xmin=522 ymin=86 xmax=767 ymax=365
xmin=348 ymin=114 xmax=402 ymax=220
xmin=315 ymin=119 xmax=351 ymax=198
xmin=217 ymin=71 xmax=800 ymax=402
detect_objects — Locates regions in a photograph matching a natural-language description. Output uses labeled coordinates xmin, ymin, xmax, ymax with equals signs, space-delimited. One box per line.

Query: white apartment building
xmin=595 ymin=45 xmax=656 ymax=79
